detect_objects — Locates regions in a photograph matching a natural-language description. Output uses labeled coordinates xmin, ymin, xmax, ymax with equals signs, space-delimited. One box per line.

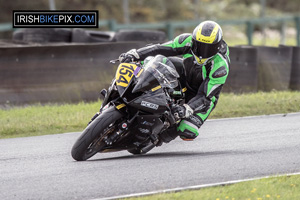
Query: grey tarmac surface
xmin=1 ymin=113 xmax=300 ymax=200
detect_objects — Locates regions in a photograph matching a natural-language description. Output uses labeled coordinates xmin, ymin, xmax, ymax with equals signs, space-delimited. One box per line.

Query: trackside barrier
xmin=257 ymin=46 xmax=293 ymax=91
xmin=1 ymin=15 xmax=300 ymax=45
xmin=223 ymin=46 xmax=258 ymax=93
xmin=289 ymin=46 xmax=300 ymax=90
xmin=0 ymin=42 xmax=148 ymax=104
xmin=0 ymin=43 xmax=299 ymax=104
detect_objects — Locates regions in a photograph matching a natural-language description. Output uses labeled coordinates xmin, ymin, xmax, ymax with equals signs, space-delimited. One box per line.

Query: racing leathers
xmin=122 ymin=33 xmax=230 ymax=141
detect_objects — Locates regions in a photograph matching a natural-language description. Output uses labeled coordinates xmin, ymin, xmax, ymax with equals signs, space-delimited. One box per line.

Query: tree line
xmin=0 ymin=0 xmax=299 ymax=24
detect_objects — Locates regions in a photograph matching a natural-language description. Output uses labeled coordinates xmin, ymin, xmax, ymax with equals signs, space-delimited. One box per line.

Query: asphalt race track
xmin=1 ymin=113 xmax=300 ymax=200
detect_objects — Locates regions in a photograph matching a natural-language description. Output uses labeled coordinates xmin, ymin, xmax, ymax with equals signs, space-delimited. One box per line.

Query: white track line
xmin=207 ymin=112 xmax=300 ymax=122
xmin=93 ymin=172 xmax=300 ymax=200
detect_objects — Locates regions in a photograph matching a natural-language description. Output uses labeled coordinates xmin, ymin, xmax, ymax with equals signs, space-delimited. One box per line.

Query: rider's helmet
xmin=191 ymin=20 xmax=223 ymax=65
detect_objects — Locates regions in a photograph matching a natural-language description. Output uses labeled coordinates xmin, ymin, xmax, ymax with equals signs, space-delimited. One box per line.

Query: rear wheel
xmin=71 ymin=106 xmax=124 ymax=161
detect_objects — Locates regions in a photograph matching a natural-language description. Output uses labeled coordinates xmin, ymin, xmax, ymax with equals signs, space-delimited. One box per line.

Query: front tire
xmin=71 ymin=106 xmax=124 ymax=161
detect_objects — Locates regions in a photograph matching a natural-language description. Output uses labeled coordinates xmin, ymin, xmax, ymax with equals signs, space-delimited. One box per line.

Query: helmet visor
xmin=192 ymin=38 xmax=221 ymax=59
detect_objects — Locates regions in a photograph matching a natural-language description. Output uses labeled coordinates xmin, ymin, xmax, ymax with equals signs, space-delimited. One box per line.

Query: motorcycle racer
xmin=119 ymin=20 xmax=230 ymax=144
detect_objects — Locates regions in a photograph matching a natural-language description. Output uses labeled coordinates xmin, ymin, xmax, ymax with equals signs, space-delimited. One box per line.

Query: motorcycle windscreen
xmin=132 ymin=70 xmax=160 ymax=93
xmin=132 ymin=56 xmax=180 ymax=93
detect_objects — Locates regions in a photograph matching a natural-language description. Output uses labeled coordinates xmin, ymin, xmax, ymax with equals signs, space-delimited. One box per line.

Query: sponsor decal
xmin=138 ymin=128 xmax=150 ymax=134
xmin=141 ymin=101 xmax=159 ymax=110
xmin=121 ymin=123 xmax=127 ymax=129
xmin=151 ymin=85 xmax=161 ymax=92
xmin=142 ymin=121 xmax=154 ymax=126
xmin=116 ymin=104 xmax=126 ymax=110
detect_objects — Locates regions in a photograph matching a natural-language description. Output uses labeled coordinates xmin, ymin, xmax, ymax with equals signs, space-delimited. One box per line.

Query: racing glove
xmin=119 ymin=49 xmax=140 ymax=63
xmin=172 ymin=104 xmax=193 ymax=120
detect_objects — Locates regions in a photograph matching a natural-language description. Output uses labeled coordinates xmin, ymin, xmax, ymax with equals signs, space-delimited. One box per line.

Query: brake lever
xmin=110 ymin=59 xmax=120 ymax=64
xmin=173 ymin=112 xmax=181 ymax=123
xmin=174 ymin=113 xmax=179 ymax=120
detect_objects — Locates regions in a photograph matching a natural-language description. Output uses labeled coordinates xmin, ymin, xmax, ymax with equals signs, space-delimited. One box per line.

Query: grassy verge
xmin=0 ymin=101 xmax=101 ymax=139
xmin=126 ymin=174 xmax=300 ymax=200
xmin=225 ymin=34 xmax=297 ymax=47
xmin=210 ymin=91 xmax=300 ymax=119
xmin=0 ymin=91 xmax=300 ymax=139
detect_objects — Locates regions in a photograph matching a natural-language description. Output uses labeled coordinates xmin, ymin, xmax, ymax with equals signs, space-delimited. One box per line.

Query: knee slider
xmin=177 ymin=115 xmax=203 ymax=139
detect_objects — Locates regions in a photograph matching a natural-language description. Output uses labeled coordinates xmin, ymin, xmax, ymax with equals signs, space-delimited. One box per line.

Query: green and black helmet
xmin=191 ymin=20 xmax=223 ymax=64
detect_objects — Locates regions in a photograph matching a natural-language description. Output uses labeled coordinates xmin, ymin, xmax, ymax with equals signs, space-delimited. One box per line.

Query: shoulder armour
xmin=212 ymin=66 xmax=227 ymax=78
xmin=178 ymin=33 xmax=192 ymax=44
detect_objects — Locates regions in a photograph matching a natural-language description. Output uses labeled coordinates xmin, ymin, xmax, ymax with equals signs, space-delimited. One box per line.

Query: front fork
xmin=104 ymin=121 xmax=129 ymax=146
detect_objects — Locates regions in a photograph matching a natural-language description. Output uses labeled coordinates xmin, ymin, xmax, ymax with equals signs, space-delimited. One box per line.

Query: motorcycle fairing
xmin=115 ymin=63 xmax=140 ymax=97
xmin=128 ymin=89 xmax=169 ymax=114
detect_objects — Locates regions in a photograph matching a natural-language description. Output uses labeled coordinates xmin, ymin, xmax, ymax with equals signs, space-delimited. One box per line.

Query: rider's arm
xmin=187 ymin=53 xmax=230 ymax=122
xmin=136 ymin=33 xmax=192 ymax=60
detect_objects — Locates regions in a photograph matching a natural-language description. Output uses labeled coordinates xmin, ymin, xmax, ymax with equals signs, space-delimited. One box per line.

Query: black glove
xmin=119 ymin=49 xmax=140 ymax=63
xmin=172 ymin=104 xmax=193 ymax=119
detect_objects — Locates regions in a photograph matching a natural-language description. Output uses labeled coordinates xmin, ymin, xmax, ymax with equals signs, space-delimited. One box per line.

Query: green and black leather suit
xmin=135 ymin=33 xmax=230 ymax=140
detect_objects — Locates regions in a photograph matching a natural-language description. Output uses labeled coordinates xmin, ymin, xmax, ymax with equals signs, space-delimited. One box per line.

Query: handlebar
xmin=110 ymin=59 xmax=120 ymax=64
xmin=110 ymin=59 xmax=142 ymax=66
xmin=164 ymin=102 xmax=182 ymax=125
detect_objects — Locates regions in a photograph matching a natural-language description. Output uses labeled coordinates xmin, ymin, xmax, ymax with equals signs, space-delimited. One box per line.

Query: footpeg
xmin=140 ymin=143 xmax=155 ymax=154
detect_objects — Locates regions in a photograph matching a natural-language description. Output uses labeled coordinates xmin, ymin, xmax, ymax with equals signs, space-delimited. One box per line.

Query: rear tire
xmin=71 ymin=106 xmax=124 ymax=161
xmin=114 ymin=30 xmax=166 ymax=42
xmin=22 ymin=28 xmax=71 ymax=43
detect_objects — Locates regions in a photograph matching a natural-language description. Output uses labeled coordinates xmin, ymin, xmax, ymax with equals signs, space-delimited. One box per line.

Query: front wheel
xmin=71 ymin=106 xmax=124 ymax=161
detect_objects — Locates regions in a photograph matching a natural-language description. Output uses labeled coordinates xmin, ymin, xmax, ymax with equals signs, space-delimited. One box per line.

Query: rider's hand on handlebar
xmin=119 ymin=49 xmax=140 ymax=63
xmin=172 ymin=104 xmax=193 ymax=120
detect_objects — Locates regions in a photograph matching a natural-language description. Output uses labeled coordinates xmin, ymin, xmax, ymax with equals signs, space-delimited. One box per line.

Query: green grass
xmin=225 ymin=35 xmax=297 ymax=47
xmin=0 ymin=91 xmax=300 ymax=139
xmin=210 ymin=91 xmax=300 ymax=119
xmin=0 ymin=101 xmax=101 ymax=139
xmin=125 ymin=174 xmax=300 ymax=200
xmin=222 ymin=24 xmax=298 ymax=47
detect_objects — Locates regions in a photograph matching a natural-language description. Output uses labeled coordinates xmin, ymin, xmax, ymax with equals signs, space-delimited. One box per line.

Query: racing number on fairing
xmin=115 ymin=63 xmax=137 ymax=87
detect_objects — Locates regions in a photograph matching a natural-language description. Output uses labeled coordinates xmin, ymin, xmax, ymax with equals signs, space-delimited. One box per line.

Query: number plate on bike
xmin=115 ymin=63 xmax=138 ymax=88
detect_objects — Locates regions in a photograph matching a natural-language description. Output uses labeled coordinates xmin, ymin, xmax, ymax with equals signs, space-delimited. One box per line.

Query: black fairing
xmin=116 ymin=76 xmax=135 ymax=97
xmin=132 ymin=70 xmax=160 ymax=93
xmin=128 ymin=89 xmax=169 ymax=114
xmin=134 ymin=115 xmax=164 ymax=140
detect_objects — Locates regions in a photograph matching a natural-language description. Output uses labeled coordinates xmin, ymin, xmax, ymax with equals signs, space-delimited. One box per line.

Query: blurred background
xmin=0 ymin=0 xmax=299 ymax=105
xmin=0 ymin=0 xmax=299 ymax=46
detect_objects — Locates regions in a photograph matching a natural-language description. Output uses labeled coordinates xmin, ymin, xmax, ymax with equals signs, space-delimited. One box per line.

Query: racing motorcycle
xmin=71 ymin=55 xmax=186 ymax=161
